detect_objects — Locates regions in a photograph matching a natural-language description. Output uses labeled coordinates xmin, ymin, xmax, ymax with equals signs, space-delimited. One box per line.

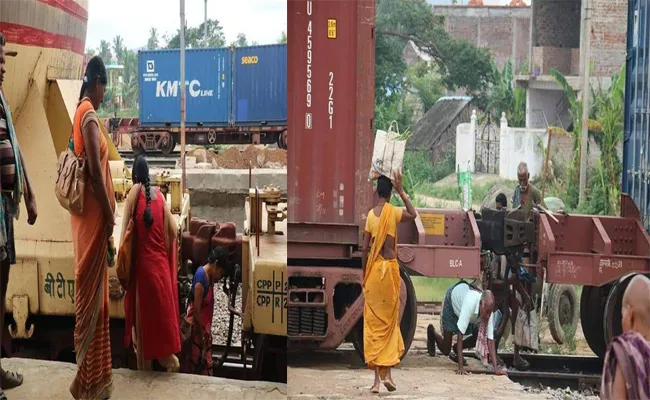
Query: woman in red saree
xmin=121 ymin=155 xmax=181 ymax=372
xmin=180 ymin=247 xmax=232 ymax=375
xmin=70 ymin=56 xmax=115 ymax=400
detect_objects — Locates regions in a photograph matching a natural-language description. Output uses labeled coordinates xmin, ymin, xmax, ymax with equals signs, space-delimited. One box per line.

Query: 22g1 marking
xmin=328 ymin=72 xmax=334 ymax=129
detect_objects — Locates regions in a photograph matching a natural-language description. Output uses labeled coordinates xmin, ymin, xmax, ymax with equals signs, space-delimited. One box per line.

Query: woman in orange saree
xmin=69 ymin=56 xmax=116 ymax=400
xmin=361 ymin=173 xmax=416 ymax=394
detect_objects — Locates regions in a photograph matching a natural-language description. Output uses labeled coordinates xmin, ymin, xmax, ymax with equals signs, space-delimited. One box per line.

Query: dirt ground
xmin=187 ymin=145 xmax=287 ymax=169
xmin=288 ymin=313 xmax=595 ymax=399
xmin=288 ymin=348 xmax=546 ymax=399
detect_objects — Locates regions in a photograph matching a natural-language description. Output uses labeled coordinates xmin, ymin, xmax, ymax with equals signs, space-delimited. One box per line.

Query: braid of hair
xmin=143 ymin=178 xmax=153 ymax=228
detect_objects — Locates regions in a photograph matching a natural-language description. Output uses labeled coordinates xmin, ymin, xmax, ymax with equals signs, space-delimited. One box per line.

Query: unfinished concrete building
xmin=515 ymin=0 xmax=627 ymax=130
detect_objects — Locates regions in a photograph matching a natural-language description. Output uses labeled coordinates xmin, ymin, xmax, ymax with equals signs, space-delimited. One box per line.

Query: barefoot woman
xmin=361 ymin=173 xmax=416 ymax=393
xmin=69 ymin=56 xmax=115 ymax=400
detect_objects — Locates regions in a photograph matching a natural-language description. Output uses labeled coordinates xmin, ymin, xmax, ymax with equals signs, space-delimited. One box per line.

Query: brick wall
xmin=533 ymin=0 xmax=581 ymax=48
xmin=533 ymin=46 xmax=573 ymax=75
xmin=590 ymin=0 xmax=627 ymax=76
xmin=432 ymin=6 xmax=531 ymax=70
xmin=531 ymin=0 xmax=626 ymax=78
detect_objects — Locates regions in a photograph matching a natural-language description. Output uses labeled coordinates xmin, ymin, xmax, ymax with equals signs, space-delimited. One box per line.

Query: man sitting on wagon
xmin=427 ymin=282 xmax=505 ymax=376
xmin=512 ymin=161 xmax=546 ymax=214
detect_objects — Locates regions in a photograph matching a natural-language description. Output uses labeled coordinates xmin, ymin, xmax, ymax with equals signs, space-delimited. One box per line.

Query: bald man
xmin=601 ymin=274 xmax=650 ymax=400
xmin=427 ymin=281 xmax=505 ymax=375
xmin=512 ymin=161 xmax=545 ymax=215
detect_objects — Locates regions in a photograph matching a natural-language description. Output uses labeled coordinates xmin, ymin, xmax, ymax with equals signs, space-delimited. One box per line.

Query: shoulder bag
xmin=54 ymin=100 xmax=92 ymax=214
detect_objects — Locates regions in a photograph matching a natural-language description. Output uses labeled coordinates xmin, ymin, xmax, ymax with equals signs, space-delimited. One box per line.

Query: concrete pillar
xmin=469 ymin=110 xmax=477 ymax=173
xmin=455 ymin=110 xmax=477 ymax=174
xmin=499 ymin=112 xmax=509 ymax=179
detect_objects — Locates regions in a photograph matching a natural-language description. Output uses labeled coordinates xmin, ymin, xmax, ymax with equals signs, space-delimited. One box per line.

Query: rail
xmin=461 ymin=351 xmax=603 ymax=394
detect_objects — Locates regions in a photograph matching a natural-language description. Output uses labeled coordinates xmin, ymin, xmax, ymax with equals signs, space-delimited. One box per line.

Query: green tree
xmin=121 ymin=49 xmax=139 ymax=110
xmin=406 ymin=61 xmax=444 ymax=112
xmin=147 ymin=28 xmax=159 ymax=50
xmin=375 ymin=94 xmax=414 ymax=131
xmin=112 ymin=35 xmax=125 ymax=63
xmin=486 ymin=60 xmax=526 ymax=127
xmin=588 ymin=65 xmax=625 ymax=215
xmin=278 ymin=31 xmax=287 ymax=44
xmin=375 ymin=0 xmax=495 ymax=108
xmin=165 ymin=19 xmax=226 ymax=49
xmin=98 ymin=40 xmax=112 ymax=63
xmin=233 ymin=33 xmax=248 ymax=47
xmin=375 ymin=36 xmax=407 ymax=107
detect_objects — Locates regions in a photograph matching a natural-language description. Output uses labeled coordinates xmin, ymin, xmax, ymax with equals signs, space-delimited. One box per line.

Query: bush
xmin=403 ymin=150 xmax=454 ymax=187
xmin=389 ymin=150 xmax=454 ymax=207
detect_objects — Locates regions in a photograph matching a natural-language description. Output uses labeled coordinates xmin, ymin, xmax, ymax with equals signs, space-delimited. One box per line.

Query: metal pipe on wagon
xmin=180 ymin=0 xmax=187 ymax=194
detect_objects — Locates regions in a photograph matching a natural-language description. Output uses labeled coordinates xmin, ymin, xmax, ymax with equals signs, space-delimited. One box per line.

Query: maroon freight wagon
xmin=286 ymin=0 xmax=650 ymax=360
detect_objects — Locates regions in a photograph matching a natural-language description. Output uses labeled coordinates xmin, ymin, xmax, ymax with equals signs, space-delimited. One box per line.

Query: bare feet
xmin=383 ymin=378 xmax=397 ymax=392
xmin=371 ymin=382 xmax=380 ymax=394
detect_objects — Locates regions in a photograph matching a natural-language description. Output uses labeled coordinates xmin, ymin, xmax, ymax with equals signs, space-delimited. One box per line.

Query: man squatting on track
xmin=427 ymin=281 xmax=506 ymax=375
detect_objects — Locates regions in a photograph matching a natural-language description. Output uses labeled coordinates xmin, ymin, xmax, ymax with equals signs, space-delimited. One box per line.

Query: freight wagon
xmin=110 ymin=44 xmax=288 ymax=154
xmin=623 ymin=0 xmax=650 ymax=232
xmin=286 ymin=0 xmax=650 ymax=363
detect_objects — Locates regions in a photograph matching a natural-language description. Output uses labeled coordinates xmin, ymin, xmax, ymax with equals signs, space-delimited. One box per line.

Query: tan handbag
xmin=117 ymin=193 xmax=138 ymax=288
xmin=55 ymin=144 xmax=86 ymax=215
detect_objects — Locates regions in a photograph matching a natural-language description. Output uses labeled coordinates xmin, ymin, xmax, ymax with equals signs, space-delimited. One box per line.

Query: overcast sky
xmin=86 ymin=0 xmax=287 ymax=51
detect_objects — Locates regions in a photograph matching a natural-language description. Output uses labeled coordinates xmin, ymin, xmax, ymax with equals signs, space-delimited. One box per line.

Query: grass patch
xmin=418 ymin=181 xmax=502 ymax=206
xmin=411 ymin=277 xmax=459 ymax=302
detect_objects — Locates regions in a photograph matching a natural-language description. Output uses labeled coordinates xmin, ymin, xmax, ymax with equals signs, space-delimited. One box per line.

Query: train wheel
xmin=580 ymin=285 xmax=607 ymax=358
xmin=161 ymin=134 xmax=176 ymax=155
xmin=604 ymin=273 xmax=648 ymax=346
xmin=351 ymin=264 xmax=418 ymax=362
xmin=276 ymin=132 xmax=284 ymax=149
xmin=252 ymin=334 xmax=286 ymax=383
xmin=548 ymin=284 xmax=578 ymax=345
xmin=281 ymin=130 xmax=288 ymax=149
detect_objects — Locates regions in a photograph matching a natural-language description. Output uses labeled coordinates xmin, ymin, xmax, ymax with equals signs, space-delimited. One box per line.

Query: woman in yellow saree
xmin=362 ymin=173 xmax=417 ymax=393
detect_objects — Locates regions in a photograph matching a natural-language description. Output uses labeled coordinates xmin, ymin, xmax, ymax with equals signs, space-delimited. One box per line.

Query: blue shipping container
xmin=623 ymin=0 xmax=650 ymax=231
xmin=233 ymin=44 xmax=287 ymax=125
xmin=138 ymin=48 xmax=232 ymax=126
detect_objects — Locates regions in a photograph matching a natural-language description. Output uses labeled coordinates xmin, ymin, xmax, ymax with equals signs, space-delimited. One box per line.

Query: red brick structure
xmin=430 ymin=6 xmax=531 ymax=71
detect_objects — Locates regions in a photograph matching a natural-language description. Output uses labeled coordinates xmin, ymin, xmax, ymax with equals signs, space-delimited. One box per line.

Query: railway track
xmin=417 ymin=301 xmax=442 ymax=315
xmin=119 ymin=150 xmax=180 ymax=168
xmin=462 ymin=351 xmax=602 ymax=394
xmin=211 ymin=344 xmax=254 ymax=381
